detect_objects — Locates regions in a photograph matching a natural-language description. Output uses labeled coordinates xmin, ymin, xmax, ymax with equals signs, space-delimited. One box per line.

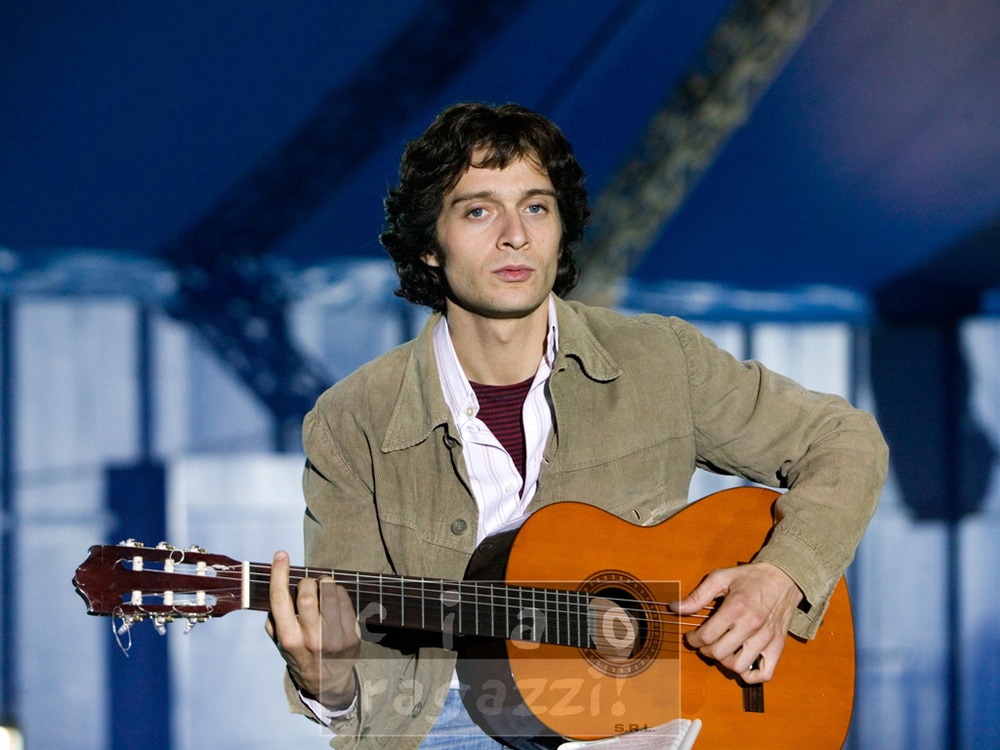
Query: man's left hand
xmin=669 ymin=561 xmax=803 ymax=684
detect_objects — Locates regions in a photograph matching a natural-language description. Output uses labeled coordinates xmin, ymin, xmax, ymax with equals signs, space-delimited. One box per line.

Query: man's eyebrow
xmin=447 ymin=187 xmax=557 ymax=207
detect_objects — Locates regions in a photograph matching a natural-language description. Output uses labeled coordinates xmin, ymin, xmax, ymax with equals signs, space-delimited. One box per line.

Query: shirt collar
xmin=381 ymin=295 xmax=619 ymax=453
xmin=433 ymin=295 xmax=559 ymax=425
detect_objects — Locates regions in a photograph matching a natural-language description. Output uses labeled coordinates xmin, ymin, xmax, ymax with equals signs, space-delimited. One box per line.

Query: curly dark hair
xmin=380 ymin=103 xmax=589 ymax=312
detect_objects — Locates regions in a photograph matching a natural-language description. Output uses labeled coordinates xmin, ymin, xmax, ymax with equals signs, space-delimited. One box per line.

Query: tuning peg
xmin=184 ymin=617 xmax=198 ymax=634
xmin=119 ymin=539 xmax=144 ymax=548
xmin=114 ymin=615 xmax=138 ymax=656
xmin=114 ymin=613 xmax=145 ymax=654
xmin=152 ymin=616 xmax=168 ymax=636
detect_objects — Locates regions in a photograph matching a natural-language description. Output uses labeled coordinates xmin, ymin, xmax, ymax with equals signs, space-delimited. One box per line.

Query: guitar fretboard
xmin=251 ymin=567 xmax=597 ymax=648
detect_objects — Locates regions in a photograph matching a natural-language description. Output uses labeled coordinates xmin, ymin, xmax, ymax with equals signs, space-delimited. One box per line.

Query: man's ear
xmin=421 ymin=251 xmax=441 ymax=268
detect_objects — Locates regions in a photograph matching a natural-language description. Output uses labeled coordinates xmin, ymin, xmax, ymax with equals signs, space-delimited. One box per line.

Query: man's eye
xmin=526 ymin=203 xmax=547 ymax=214
xmin=467 ymin=207 xmax=486 ymax=218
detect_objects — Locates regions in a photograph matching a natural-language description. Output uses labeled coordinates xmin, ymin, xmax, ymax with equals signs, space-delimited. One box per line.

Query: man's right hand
xmin=265 ymin=550 xmax=362 ymax=709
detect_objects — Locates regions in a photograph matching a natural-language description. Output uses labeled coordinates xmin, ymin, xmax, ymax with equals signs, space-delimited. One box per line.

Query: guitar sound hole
xmin=578 ymin=574 xmax=668 ymax=678
xmin=590 ymin=588 xmax=647 ymax=661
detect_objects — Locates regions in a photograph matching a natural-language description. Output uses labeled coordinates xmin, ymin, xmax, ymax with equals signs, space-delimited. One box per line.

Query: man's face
xmin=426 ymin=154 xmax=561 ymax=322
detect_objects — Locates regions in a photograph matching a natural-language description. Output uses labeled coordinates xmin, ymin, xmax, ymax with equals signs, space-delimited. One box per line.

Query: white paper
xmin=558 ymin=718 xmax=701 ymax=749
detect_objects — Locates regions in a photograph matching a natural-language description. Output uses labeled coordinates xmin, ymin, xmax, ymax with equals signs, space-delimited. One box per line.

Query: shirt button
xmin=450 ymin=519 xmax=468 ymax=535
xmin=504 ymin=483 xmax=518 ymax=494
xmin=465 ymin=406 xmax=475 ymax=417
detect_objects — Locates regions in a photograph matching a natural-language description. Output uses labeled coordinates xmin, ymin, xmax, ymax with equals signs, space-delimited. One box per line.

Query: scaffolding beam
xmin=572 ymin=0 xmax=832 ymax=308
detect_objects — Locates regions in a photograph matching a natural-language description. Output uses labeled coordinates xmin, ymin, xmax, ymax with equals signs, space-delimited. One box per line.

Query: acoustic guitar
xmin=73 ymin=486 xmax=854 ymax=748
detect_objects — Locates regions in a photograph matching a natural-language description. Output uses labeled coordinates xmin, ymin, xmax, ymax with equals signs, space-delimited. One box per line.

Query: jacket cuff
xmin=753 ymin=529 xmax=838 ymax=640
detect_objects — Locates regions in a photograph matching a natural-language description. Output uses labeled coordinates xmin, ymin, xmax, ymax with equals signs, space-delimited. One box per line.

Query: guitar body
xmin=457 ymin=486 xmax=855 ymax=749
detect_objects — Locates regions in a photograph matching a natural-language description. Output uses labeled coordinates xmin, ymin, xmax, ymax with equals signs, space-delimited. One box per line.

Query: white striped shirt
xmin=432 ymin=295 xmax=558 ymax=543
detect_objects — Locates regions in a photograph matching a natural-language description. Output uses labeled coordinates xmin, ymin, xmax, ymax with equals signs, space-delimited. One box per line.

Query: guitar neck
xmin=257 ymin=564 xmax=594 ymax=648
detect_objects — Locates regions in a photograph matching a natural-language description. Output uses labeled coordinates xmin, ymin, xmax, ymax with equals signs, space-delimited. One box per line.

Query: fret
xmin=475 ymin=581 xmax=491 ymax=637
xmin=562 ymin=588 xmax=571 ymax=647
xmin=472 ymin=583 xmax=486 ymax=635
xmin=566 ymin=589 xmax=572 ymax=646
xmin=510 ymin=586 xmax=519 ymax=642
xmin=519 ymin=585 xmax=528 ymax=642
xmin=528 ymin=586 xmax=537 ymax=642
xmin=461 ymin=581 xmax=470 ymax=635
xmin=504 ymin=583 xmax=510 ymax=641
xmin=528 ymin=586 xmax=542 ymax=644
xmin=490 ymin=582 xmax=498 ymax=638
xmin=550 ymin=588 xmax=564 ymax=646
xmin=545 ymin=587 xmax=555 ymax=644
xmin=438 ymin=579 xmax=445 ymax=633
xmin=349 ymin=571 xmax=358 ymax=622
xmin=420 ymin=578 xmax=426 ymax=630
xmin=473 ymin=581 xmax=478 ymax=636
xmin=511 ymin=585 xmax=521 ymax=642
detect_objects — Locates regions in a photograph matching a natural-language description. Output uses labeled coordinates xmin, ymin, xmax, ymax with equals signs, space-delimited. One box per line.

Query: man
xmin=266 ymin=103 xmax=888 ymax=749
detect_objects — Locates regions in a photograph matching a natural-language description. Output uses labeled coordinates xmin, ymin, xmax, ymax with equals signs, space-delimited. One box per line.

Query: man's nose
xmin=498 ymin=211 xmax=528 ymax=250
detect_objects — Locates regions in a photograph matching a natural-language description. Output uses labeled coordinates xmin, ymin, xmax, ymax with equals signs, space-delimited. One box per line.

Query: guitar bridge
xmin=742 ymin=683 xmax=764 ymax=713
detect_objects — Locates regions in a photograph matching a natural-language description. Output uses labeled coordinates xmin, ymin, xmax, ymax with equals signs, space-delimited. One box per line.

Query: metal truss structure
xmin=572 ymin=0 xmax=832 ymax=308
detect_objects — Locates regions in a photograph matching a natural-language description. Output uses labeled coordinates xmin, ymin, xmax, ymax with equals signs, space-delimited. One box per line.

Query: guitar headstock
xmin=73 ymin=541 xmax=246 ymax=637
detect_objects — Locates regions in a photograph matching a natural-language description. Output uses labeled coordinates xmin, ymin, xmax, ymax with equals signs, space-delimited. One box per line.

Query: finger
xmin=267 ymin=551 xmax=299 ymax=642
xmin=669 ymin=569 xmax=732 ymax=615
xmin=318 ymin=580 xmax=360 ymax=649
xmin=295 ymin=576 xmax=322 ymax=649
xmin=737 ymin=637 xmax=786 ymax=683
xmin=720 ymin=598 xmax=790 ymax=679
xmin=738 ymin=655 xmax=769 ymax=684
xmin=688 ymin=607 xmax=749 ymax=655
xmin=717 ymin=630 xmax=767 ymax=675
xmin=331 ymin=582 xmax=361 ymax=636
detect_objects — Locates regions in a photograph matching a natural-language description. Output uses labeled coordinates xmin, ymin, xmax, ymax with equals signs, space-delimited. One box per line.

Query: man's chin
xmin=445 ymin=292 xmax=550 ymax=322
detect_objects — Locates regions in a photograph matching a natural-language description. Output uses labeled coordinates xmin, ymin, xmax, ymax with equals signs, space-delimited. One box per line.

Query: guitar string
xmin=129 ymin=563 xmax=718 ymax=635
xmin=155 ymin=563 xmax=718 ymax=628
xmin=243 ymin=564 xmax=717 ymax=631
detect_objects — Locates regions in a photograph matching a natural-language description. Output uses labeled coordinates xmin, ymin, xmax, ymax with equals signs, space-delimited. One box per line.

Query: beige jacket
xmin=287 ymin=297 xmax=888 ymax=748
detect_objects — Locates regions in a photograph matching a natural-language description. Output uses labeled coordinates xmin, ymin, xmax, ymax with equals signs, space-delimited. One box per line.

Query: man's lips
xmin=494 ymin=265 xmax=532 ymax=281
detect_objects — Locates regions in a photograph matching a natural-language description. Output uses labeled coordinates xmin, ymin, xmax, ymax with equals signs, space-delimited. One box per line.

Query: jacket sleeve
xmin=671 ymin=317 xmax=889 ymax=638
xmin=281 ymin=398 xmax=451 ymax=748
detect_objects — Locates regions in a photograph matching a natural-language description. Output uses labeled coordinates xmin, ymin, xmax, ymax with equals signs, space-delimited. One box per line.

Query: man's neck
xmin=444 ymin=302 xmax=550 ymax=385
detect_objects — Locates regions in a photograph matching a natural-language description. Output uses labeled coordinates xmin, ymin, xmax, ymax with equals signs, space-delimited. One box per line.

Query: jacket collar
xmin=381 ymin=311 xmax=451 ymax=453
xmin=550 ymin=296 xmax=622 ymax=383
xmin=381 ymin=296 xmax=622 ymax=453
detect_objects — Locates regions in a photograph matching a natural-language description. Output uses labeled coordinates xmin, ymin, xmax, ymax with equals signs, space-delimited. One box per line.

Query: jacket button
xmin=450 ymin=519 xmax=468 ymax=535
xmin=411 ymin=701 xmax=423 ymax=717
